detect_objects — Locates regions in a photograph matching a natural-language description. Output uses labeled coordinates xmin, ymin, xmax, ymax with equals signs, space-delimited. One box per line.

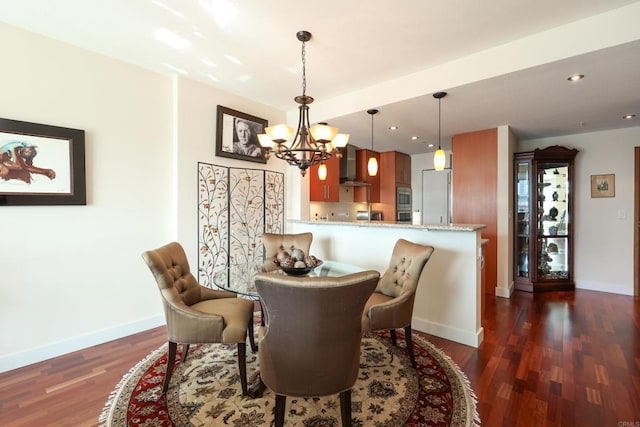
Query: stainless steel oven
xmin=396 ymin=187 xmax=412 ymax=212
xmin=396 ymin=210 xmax=411 ymax=222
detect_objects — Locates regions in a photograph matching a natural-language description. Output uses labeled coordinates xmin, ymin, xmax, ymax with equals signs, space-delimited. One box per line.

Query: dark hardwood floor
xmin=1 ymin=290 xmax=639 ymax=426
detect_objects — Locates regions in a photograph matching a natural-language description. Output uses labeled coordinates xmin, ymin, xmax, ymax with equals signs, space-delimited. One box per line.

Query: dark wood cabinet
xmin=514 ymin=145 xmax=578 ymax=292
xmin=379 ymin=151 xmax=411 ymax=221
xmin=309 ymin=154 xmax=340 ymax=202
xmin=354 ymin=149 xmax=380 ymax=203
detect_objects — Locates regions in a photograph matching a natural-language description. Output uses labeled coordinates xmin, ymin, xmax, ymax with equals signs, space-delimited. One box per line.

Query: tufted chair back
xmin=361 ymin=238 xmax=434 ymax=368
xmin=142 ymin=242 xmax=255 ymax=395
xmin=254 ymin=269 xmax=379 ymax=427
xmin=260 ymin=232 xmax=313 ymax=272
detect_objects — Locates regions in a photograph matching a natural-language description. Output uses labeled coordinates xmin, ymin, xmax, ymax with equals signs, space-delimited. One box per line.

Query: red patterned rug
xmin=100 ymin=331 xmax=479 ymax=426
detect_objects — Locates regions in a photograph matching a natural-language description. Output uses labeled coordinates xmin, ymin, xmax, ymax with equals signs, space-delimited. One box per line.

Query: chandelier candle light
xmin=433 ymin=91 xmax=447 ymax=171
xmin=257 ymin=30 xmax=349 ymax=178
xmin=367 ymin=109 xmax=379 ymax=176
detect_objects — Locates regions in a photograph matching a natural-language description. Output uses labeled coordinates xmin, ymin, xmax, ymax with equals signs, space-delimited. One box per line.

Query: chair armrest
xmin=367 ymin=291 xmax=414 ymax=330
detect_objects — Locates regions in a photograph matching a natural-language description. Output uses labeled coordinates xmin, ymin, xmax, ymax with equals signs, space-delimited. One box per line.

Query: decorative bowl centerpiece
xmin=272 ymin=247 xmax=322 ymax=276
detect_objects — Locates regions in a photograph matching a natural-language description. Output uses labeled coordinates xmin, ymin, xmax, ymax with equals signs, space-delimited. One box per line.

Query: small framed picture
xmin=0 ymin=117 xmax=86 ymax=205
xmin=215 ymin=106 xmax=267 ymax=164
xmin=590 ymin=174 xmax=615 ymax=198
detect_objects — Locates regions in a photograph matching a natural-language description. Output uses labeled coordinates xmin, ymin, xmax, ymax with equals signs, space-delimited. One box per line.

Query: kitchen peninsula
xmin=287 ymin=220 xmax=486 ymax=347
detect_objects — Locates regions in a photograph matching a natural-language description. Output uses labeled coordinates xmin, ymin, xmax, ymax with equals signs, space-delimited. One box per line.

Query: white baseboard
xmin=575 ymin=280 xmax=635 ymax=296
xmin=0 ymin=315 xmax=165 ymax=373
xmin=495 ymin=282 xmax=514 ymax=298
xmin=413 ymin=317 xmax=483 ymax=348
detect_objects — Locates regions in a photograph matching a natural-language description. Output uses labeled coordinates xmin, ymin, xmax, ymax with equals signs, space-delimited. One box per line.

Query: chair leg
xmin=404 ymin=325 xmax=416 ymax=369
xmin=274 ymin=394 xmax=286 ymax=427
xmin=182 ymin=343 xmax=190 ymax=362
xmin=248 ymin=315 xmax=257 ymax=353
xmin=390 ymin=329 xmax=397 ymax=346
xmin=339 ymin=389 xmax=352 ymax=427
xmin=238 ymin=343 xmax=248 ymax=396
xmin=163 ymin=341 xmax=178 ymax=393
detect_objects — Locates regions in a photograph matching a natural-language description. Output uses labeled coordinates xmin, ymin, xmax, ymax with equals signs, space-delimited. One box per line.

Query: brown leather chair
xmin=260 ymin=232 xmax=312 ymax=272
xmin=142 ymin=242 xmax=256 ymax=395
xmin=254 ymin=270 xmax=380 ymax=427
xmin=361 ymin=238 xmax=434 ymax=368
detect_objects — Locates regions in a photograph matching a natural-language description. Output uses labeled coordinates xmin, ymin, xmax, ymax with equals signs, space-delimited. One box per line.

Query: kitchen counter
xmin=290 ymin=219 xmax=486 ymax=232
xmin=287 ymin=219 xmax=486 ymax=347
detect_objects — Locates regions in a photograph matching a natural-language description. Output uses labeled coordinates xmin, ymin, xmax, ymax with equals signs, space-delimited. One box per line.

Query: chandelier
xmin=257 ymin=31 xmax=349 ymax=177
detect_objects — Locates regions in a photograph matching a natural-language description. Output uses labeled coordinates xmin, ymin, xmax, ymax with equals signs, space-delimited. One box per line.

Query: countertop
xmin=288 ymin=219 xmax=486 ymax=232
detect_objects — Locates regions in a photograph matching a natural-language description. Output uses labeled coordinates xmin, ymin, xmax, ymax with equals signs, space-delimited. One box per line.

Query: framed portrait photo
xmin=0 ymin=118 xmax=86 ymax=205
xmin=216 ymin=106 xmax=267 ymax=164
xmin=590 ymin=173 xmax=615 ymax=198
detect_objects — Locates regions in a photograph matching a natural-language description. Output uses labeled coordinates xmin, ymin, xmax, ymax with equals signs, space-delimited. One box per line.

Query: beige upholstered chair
xmin=361 ymin=238 xmax=434 ymax=368
xmin=260 ymin=232 xmax=313 ymax=272
xmin=254 ymin=270 xmax=380 ymax=427
xmin=142 ymin=242 xmax=256 ymax=395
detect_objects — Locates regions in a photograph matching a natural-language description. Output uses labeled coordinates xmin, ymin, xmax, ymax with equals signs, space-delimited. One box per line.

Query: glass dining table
xmin=210 ymin=260 xmax=366 ymax=299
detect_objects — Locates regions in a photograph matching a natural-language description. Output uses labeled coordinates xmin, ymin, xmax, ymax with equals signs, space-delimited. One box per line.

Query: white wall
xmin=0 ymin=23 xmax=288 ymax=371
xmin=520 ymin=127 xmax=640 ymax=295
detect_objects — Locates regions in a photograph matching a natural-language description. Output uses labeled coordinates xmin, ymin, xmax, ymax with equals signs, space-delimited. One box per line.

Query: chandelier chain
xmin=301 ymin=39 xmax=306 ymax=97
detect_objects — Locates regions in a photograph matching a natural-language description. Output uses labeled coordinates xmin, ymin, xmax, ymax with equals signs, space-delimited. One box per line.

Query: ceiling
xmin=0 ymin=0 xmax=638 ymax=155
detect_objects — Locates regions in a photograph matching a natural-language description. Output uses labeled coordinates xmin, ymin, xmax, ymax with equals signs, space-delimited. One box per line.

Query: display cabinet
xmin=514 ymin=145 xmax=578 ymax=292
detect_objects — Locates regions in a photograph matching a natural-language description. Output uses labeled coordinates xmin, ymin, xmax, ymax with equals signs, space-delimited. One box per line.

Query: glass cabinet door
xmin=515 ymin=161 xmax=530 ymax=279
xmin=536 ymin=162 xmax=569 ymax=279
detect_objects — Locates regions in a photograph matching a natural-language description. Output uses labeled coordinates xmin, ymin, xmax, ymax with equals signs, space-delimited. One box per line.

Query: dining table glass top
xmin=211 ymin=260 xmax=365 ymax=299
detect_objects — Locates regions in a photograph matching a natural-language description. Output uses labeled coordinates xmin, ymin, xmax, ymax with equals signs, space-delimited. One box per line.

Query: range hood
xmin=339 ymin=145 xmax=371 ymax=187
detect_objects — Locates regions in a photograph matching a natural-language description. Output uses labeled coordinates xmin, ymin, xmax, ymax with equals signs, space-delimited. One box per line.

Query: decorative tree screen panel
xmin=197 ymin=162 xmax=284 ymax=287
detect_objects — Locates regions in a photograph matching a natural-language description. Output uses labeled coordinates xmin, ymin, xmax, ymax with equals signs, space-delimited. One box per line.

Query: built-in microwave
xmin=396 ymin=186 xmax=412 ymax=211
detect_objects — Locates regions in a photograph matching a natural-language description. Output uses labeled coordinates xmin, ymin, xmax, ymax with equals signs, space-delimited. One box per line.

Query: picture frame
xmin=0 ymin=118 xmax=86 ymax=205
xmin=590 ymin=173 xmax=615 ymax=198
xmin=215 ymin=106 xmax=267 ymax=164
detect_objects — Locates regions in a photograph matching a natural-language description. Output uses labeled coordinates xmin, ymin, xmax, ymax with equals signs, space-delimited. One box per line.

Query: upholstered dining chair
xmin=142 ymin=242 xmax=256 ymax=395
xmin=260 ymin=232 xmax=313 ymax=272
xmin=254 ymin=270 xmax=380 ymax=427
xmin=361 ymin=238 xmax=434 ymax=368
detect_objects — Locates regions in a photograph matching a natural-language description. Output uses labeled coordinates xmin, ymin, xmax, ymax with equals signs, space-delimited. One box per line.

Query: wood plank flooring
xmin=1 ymin=289 xmax=639 ymax=426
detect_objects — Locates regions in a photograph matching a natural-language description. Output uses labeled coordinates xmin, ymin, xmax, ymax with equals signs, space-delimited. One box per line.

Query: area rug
xmin=100 ymin=332 xmax=479 ymax=426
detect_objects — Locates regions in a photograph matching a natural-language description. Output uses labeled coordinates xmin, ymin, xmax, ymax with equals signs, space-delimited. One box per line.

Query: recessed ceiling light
xmin=623 ymin=114 xmax=636 ymax=119
xmin=389 ymin=126 xmax=398 ymax=131
xmin=428 ymin=143 xmax=434 ymax=148
xmin=201 ymin=59 xmax=217 ymax=67
xmin=154 ymin=28 xmax=190 ymax=50
xmin=224 ymin=54 xmax=243 ymax=65
xmin=162 ymin=63 xmax=187 ymax=75
xmin=410 ymin=136 xmax=418 ymax=140
xmin=567 ymin=73 xmax=585 ymax=82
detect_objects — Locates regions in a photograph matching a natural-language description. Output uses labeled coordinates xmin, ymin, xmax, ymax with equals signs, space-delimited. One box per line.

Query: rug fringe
xmin=98 ymin=344 xmax=167 ymax=426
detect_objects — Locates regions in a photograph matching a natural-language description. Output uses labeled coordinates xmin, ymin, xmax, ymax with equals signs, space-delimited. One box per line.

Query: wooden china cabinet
xmin=514 ymin=145 xmax=578 ymax=292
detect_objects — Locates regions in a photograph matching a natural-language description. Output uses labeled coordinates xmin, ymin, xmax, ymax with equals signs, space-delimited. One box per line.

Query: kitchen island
xmin=287 ymin=219 xmax=486 ymax=347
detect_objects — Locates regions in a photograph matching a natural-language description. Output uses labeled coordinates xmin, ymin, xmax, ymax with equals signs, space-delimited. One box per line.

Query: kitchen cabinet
xmin=354 ymin=149 xmax=380 ymax=202
xmin=514 ymin=145 xmax=578 ymax=292
xmin=309 ymin=154 xmax=340 ymax=202
xmin=379 ymin=151 xmax=412 ymax=221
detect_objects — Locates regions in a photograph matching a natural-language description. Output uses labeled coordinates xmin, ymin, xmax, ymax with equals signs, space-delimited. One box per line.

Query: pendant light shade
xmin=367 ymin=109 xmax=379 ymax=176
xmin=318 ymin=162 xmax=327 ymax=180
xmin=433 ymin=92 xmax=447 ymax=171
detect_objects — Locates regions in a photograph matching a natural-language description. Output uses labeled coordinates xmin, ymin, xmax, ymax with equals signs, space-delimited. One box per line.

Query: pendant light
xmin=367 ymin=109 xmax=379 ymax=176
xmin=433 ymin=91 xmax=447 ymax=171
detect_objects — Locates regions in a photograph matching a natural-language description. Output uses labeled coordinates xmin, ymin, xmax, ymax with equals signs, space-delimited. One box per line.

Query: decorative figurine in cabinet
xmin=514 ymin=145 xmax=578 ymax=292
